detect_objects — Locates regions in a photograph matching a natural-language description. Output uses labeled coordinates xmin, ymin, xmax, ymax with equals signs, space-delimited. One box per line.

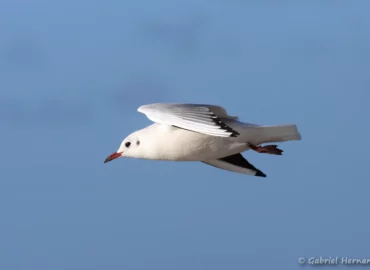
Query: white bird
xmin=104 ymin=103 xmax=301 ymax=177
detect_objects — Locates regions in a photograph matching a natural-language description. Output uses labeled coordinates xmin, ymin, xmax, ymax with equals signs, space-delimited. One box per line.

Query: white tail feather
xmin=245 ymin=124 xmax=301 ymax=145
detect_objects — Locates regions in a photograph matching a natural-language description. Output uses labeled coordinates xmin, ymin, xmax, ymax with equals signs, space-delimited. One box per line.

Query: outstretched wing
xmin=137 ymin=103 xmax=240 ymax=137
xmin=202 ymin=153 xmax=266 ymax=177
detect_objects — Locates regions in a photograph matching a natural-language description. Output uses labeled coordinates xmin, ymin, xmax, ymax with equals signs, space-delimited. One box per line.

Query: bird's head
xmin=104 ymin=133 xmax=142 ymax=163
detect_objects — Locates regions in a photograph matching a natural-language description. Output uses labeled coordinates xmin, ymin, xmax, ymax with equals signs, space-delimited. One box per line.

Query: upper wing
xmin=137 ymin=103 xmax=240 ymax=137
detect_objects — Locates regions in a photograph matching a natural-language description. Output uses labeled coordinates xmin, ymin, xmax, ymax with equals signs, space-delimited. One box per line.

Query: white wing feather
xmin=137 ymin=103 xmax=240 ymax=137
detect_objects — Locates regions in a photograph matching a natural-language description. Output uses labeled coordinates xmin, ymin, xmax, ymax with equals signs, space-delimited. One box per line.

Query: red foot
xmin=248 ymin=144 xmax=283 ymax=155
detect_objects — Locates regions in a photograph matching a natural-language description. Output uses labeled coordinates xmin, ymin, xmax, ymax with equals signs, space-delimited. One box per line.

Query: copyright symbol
xmin=298 ymin=257 xmax=305 ymax=264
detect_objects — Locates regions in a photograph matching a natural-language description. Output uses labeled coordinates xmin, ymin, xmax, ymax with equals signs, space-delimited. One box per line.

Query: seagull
xmin=104 ymin=103 xmax=301 ymax=177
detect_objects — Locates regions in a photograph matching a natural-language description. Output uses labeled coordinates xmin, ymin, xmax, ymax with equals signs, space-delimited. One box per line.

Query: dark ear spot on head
xmin=136 ymin=140 xmax=140 ymax=146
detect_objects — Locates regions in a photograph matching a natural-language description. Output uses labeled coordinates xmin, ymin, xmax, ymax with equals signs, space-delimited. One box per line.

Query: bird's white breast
xmin=138 ymin=123 xmax=248 ymax=161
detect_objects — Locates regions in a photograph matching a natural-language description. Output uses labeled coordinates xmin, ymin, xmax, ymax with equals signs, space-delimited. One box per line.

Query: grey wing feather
xmin=202 ymin=153 xmax=266 ymax=177
xmin=137 ymin=103 xmax=240 ymax=137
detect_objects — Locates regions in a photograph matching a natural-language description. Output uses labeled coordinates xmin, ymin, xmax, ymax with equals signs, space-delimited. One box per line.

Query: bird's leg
xmin=248 ymin=143 xmax=283 ymax=155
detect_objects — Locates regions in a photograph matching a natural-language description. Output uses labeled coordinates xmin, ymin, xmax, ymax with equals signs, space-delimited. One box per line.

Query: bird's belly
xmin=155 ymin=126 xmax=248 ymax=161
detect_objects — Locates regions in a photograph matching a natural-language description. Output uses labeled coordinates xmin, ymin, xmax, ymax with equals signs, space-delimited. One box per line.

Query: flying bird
xmin=104 ymin=103 xmax=301 ymax=177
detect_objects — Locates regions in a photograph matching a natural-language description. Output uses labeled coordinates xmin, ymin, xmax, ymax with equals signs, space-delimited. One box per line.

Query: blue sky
xmin=1 ymin=1 xmax=369 ymax=269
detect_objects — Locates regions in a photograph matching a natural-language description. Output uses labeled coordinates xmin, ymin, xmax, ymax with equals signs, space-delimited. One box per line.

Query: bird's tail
xmin=245 ymin=124 xmax=302 ymax=145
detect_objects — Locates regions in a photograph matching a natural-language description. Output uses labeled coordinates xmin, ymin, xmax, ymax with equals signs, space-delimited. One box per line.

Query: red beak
xmin=104 ymin=152 xmax=122 ymax=163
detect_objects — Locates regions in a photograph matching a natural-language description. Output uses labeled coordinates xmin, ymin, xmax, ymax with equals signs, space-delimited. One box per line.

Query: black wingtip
xmin=255 ymin=170 xmax=267 ymax=177
xmin=210 ymin=113 xmax=240 ymax=137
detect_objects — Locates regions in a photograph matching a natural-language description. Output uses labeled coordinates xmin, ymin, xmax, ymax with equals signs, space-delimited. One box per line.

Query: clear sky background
xmin=1 ymin=1 xmax=369 ymax=269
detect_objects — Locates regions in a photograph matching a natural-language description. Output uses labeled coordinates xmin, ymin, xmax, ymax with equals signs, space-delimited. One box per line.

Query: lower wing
xmin=202 ymin=153 xmax=266 ymax=177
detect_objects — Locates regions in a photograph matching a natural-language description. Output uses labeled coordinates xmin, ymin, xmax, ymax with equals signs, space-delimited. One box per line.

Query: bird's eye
xmin=125 ymin=142 xmax=131 ymax=148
